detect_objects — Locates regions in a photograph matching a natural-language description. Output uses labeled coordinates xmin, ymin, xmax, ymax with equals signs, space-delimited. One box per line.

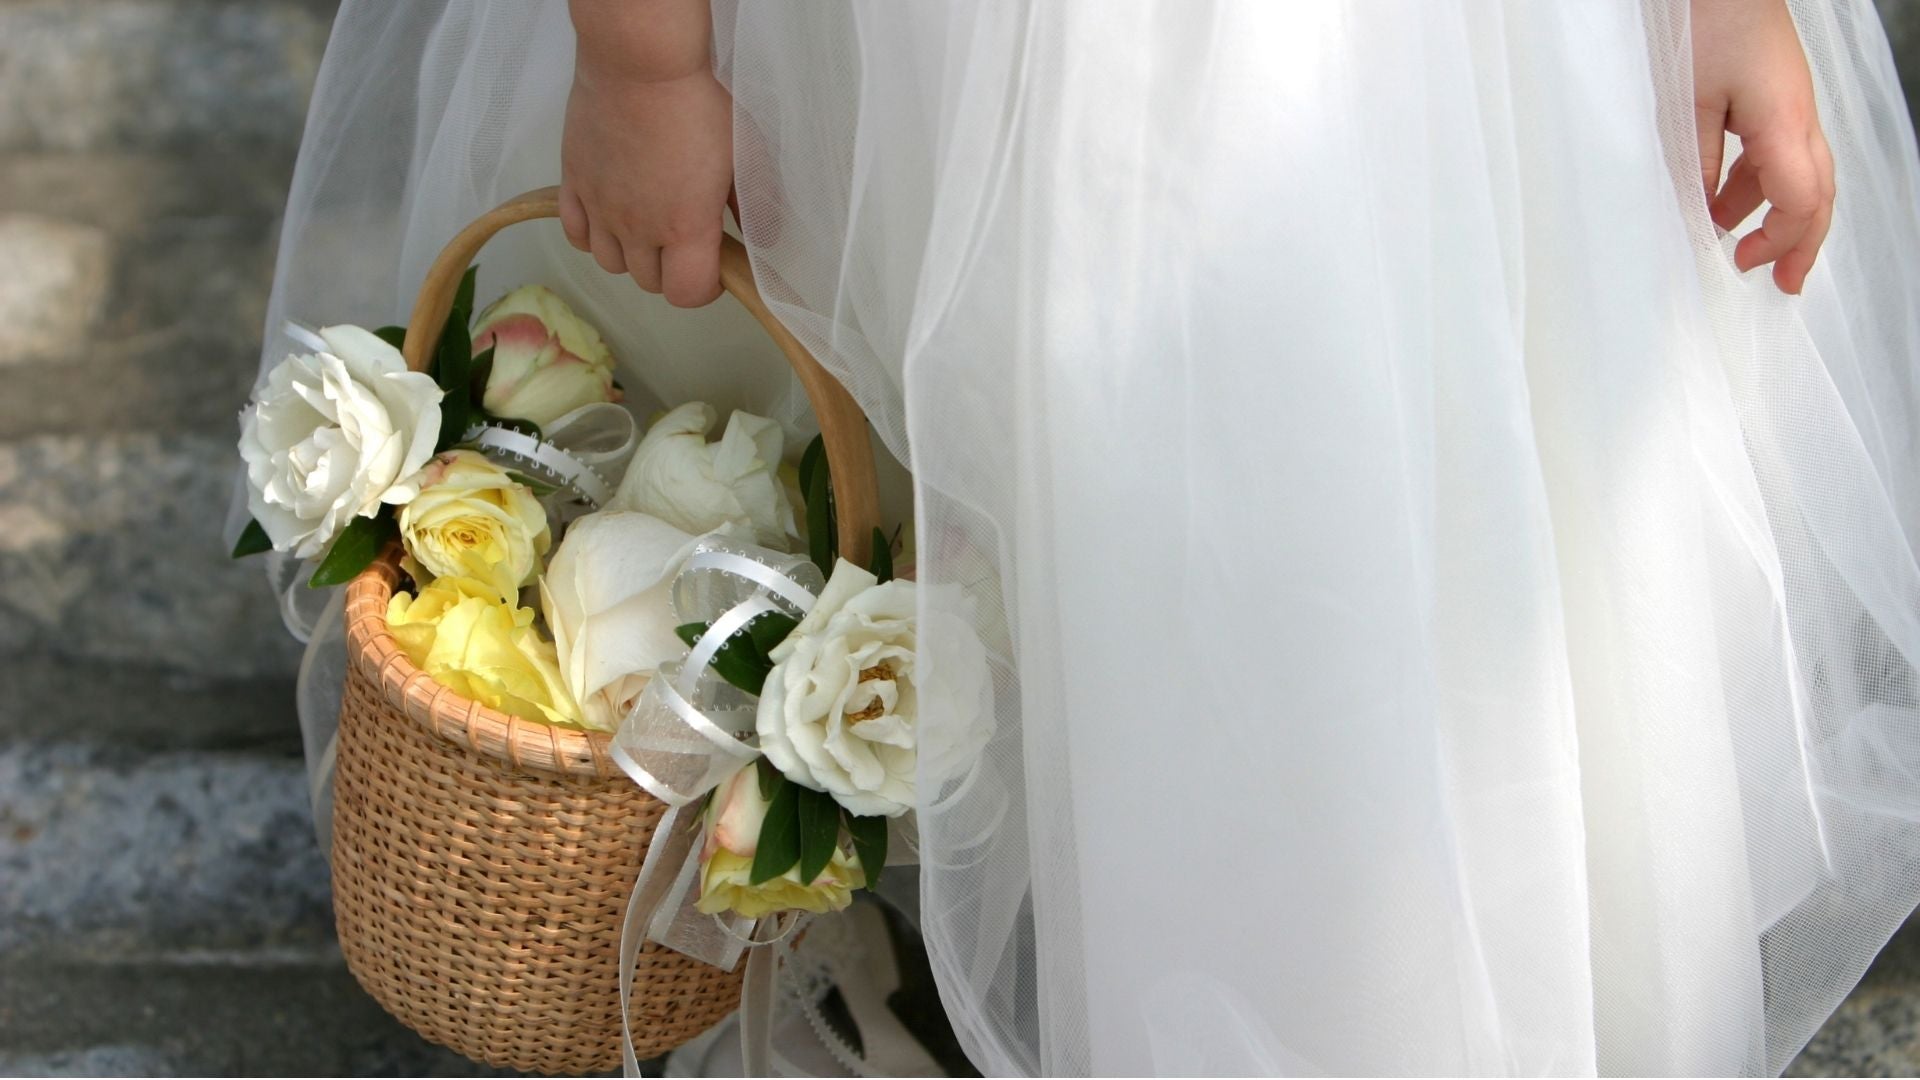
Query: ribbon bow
xmin=462 ymin=401 xmax=638 ymax=509
xmin=610 ymin=536 xmax=828 ymax=1077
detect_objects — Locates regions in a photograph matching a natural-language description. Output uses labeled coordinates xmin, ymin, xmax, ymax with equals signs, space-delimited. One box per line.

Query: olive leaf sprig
xmin=678 ymin=433 xmax=898 ymax=888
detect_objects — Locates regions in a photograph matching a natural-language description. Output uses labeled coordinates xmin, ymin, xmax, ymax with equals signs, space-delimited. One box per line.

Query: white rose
xmin=539 ymin=510 xmax=726 ymax=732
xmin=239 ymin=324 xmax=442 ymax=558
xmin=758 ymin=560 xmax=984 ymax=818
xmin=607 ymin=402 xmax=796 ymax=549
xmin=472 ymin=285 xmax=619 ymax=427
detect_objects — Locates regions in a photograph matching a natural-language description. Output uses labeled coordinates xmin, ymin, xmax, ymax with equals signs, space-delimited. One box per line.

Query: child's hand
xmin=1693 ymin=0 xmax=1835 ymax=294
xmin=561 ymin=1 xmax=732 ymax=308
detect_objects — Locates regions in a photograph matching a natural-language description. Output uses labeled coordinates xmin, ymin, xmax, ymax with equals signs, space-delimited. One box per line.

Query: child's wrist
xmin=570 ymin=0 xmax=712 ymax=86
xmin=575 ymin=43 xmax=708 ymax=87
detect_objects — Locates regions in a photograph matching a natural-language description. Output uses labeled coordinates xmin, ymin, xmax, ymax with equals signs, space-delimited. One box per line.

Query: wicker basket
xmin=329 ymin=187 xmax=880 ymax=1075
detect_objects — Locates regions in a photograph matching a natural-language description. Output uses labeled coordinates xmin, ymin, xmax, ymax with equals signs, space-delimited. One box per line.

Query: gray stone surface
xmin=0 ymin=955 xmax=527 ymax=1077
xmin=0 ymin=152 xmax=292 ymax=438
xmin=1791 ymin=918 xmax=1920 ymax=1075
xmin=0 ymin=645 xmax=298 ymax=750
xmin=1880 ymin=0 xmax=1920 ymax=127
xmin=0 ymin=738 xmax=520 ymax=1076
xmin=0 ymin=434 xmax=302 ymax=678
xmin=0 ymin=215 xmax=110 ymax=365
xmin=0 ymin=0 xmax=331 ymax=153
xmin=0 ymin=740 xmax=328 ymax=955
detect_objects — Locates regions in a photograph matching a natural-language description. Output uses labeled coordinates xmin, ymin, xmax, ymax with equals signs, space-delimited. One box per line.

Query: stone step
xmin=0 ymin=739 xmax=327 ymax=955
xmin=0 ymin=433 xmax=304 ymax=680
xmin=1 ymin=645 xmax=298 ymax=751
xmin=0 ymin=151 xmax=296 ymax=431
xmin=0 ymin=0 xmax=333 ymax=154
xmin=1787 ymin=916 xmax=1920 ymax=1074
xmin=0 ymin=953 xmax=519 ymax=1077
xmin=0 ymin=151 xmax=295 ymax=233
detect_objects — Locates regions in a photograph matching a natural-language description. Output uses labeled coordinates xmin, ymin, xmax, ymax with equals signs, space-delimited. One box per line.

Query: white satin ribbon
xmin=462 ymin=422 xmax=615 ymax=506
xmin=541 ymin=401 xmax=641 ymax=484
xmin=609 ymin=537 xmax=830 ymax=1077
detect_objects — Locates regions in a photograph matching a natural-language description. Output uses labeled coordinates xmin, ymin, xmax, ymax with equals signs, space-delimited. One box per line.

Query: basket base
xmin=330 ymin=658 xmax=741 ymax=1075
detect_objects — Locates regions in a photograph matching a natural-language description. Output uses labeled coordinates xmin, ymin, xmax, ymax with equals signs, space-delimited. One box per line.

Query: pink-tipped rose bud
xmin=704 ymin=764 xmax=771 ymax=861
xmin=471 ymin=285 xmax=618 ymax=427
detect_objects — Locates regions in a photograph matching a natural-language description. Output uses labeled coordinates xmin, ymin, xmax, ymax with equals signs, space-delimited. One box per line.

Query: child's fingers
xmin=560 ymin=185 xmax=591 ymax=253
xmin=628 ymin=245 xmax=664 ymax=295
xmin=1735 ymin=202 xmax=1813 ymax=272
xmin=1775 ymin=133 xmax=1835 ymax=293
xmin=1696 ymin=104 xmax=1728 ymax=202
xmin=588 ymin=223 xmax=628 ymax=276
xmin=662 ymin=236 xmax=723 ymax=308
xmin=1710 ymin=155 xmax=1764 ymax=230
xmin=1774 ymin=196 xmax=1831 ymax=294
xmin=1730 ymin=125 xmax=1833 ymax=283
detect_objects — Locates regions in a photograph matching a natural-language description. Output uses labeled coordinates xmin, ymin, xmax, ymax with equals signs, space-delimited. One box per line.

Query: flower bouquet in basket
xmin=232 ymin=189 xmax=988 ymax=1075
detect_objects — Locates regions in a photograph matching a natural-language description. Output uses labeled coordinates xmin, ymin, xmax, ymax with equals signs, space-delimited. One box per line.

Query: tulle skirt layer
xmin=257 ymin=1 xmax=1920 ymax=1073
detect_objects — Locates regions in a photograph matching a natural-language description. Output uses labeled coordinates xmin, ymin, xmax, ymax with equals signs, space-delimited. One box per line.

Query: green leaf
xmin=795 ymin=785 xmax=842 ymax=885
xmin=674 ymin=612 xmax=797 ymax=695
xmin=869 ymin=527 xmax=893 ymax=582
xmin=804 ymin=436 xmax=837 ymax=578
xmin=432 ymin=266 xmax=480 ymax=450
xmin=307 ymin=512 xmax=397 ymax=588
xmin=504 ymin=471 xmax=559 ymax=498
xmin=798 ymin=435 xmax=825 ymax=503
xmin=230 ymin=518 xmax=273 ymax=559
xmin=843 ymin=811 xmax=889 ymax=891
xmin=454 ymin=265 xmax=477 ymax=319
xmin=755 ymin=756 xmax=781 ymax=802
xmin=467 ymin=344 xmax=495 ymax=411
xmin=748 ymin=612 xmax=799 ymax=655
xmin=750 ymin=776 xmax=802 ymax=884
xmin=372 ymin=325 xmax=407 ymax=351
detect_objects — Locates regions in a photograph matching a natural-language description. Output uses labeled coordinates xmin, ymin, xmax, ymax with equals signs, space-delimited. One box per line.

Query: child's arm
xmin=1694 ymin=0 xmax=1835 ymax=294
xmin=562 ymin=0 xmax=732 ymax=307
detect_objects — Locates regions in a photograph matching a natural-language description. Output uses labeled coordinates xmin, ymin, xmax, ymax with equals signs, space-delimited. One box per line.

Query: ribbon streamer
xmin=609 ymin=537 xmax=830 ymax=1077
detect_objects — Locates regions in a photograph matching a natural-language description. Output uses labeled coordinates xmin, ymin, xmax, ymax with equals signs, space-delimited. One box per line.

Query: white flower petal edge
xmin=757 ymin=559 xmax=988 ymax=818
xmin=606 ymin=401 xmax=796 ymax=549
xmin=238 ymin=324 xmax=442 ymax=558
xmin=541 ymin=511 xmax=738 ymax=732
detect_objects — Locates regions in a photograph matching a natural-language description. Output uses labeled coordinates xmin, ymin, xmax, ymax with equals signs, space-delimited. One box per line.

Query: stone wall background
xmin=0 ymin=0 xmax=1914 ymax=1075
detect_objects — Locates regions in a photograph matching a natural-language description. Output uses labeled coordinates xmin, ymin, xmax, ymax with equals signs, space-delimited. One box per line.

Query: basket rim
xmin=342 ymin=546 xmax=624 ymax=781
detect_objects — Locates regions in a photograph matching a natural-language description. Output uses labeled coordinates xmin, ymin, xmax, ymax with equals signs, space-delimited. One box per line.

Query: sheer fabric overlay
xmin=252 ymin=0 xmax=1920 ymax=1073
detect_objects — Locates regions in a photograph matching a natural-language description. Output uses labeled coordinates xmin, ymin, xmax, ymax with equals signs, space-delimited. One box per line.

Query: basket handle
xmin=400 ymin=186 xmax=879 ymax=566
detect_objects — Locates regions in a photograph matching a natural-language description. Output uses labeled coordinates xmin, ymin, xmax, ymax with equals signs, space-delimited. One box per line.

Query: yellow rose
xmin=696 ymin=848 xmax=865 ymax=919
xmin=397 ymin=449 xmax=550 ymax=602
xmin=694 ymin=767 xmax=865 ymax=918
xmin=387 ymin=575 xmax=582 ymax=728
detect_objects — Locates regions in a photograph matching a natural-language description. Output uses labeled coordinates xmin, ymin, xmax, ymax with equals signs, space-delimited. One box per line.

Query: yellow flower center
xmin=846 ymin=662 xmax=896 ymax=724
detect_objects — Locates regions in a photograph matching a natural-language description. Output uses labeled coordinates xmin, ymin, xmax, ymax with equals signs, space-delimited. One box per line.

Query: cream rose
xmin=238 ymin=324 xmax=442 ymax=558
xmin=696 ymin=766 xmax=864 ymax=918
xmin=397 ymin=449 xmax=550 ymax=602
xmin=755 ymin=561 xmax=926 ymax=817
xmin=607 ymin=402 xmax=796 ymax=549
xmin=539 ymin=511 xmax=727 ymax=732
xmin=472 ymin=285 xmax=619 ymax=427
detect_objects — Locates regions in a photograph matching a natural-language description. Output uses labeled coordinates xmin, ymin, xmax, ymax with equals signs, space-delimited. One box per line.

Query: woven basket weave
xmin=328 ymin=187 xmax=881 ymax=1075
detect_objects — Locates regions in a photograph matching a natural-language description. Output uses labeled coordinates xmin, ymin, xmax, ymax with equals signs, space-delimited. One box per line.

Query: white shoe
xmin=666 ymin=901 xmax=949 ymax=1078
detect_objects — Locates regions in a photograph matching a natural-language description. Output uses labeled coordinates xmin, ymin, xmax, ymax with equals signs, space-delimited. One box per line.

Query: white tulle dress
xmin=246 ymin=1 xmax=1920 ymax=1074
